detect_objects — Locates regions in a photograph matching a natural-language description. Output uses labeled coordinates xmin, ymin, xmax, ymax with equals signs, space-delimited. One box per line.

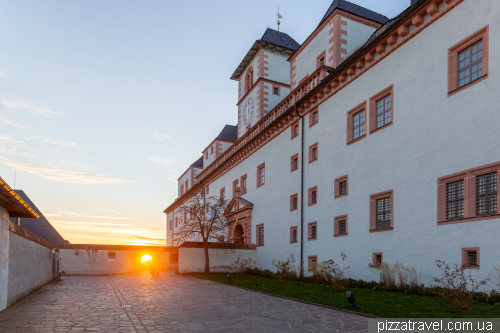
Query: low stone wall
xmin=1 ymin=219 xmax=57 ymax=310
xmin=7 ymin=225 xmax=57 ymax=308
xmin=178 ymin=242 xmax=256 ymax=273
xmin=57 ymin=244 xmax=178 ymax=275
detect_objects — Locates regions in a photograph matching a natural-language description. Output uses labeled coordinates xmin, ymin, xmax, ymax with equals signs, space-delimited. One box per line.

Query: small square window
xmin=462 ymin=247 xmax=480 ymax=269
xmin=108 ymin=252 xmax=115 ymax=259
xmin=291 ymin=123 xmax=299 ymax=139
xmin=257 ymin=164 xmax=265 ymax=187
xmin=291 ymin=154 xmax=299 ymax=172
xmin=273 ymin=86 xmax=280 ymax=95
xmin=257 ymin=224 xmax=264 ymax=246
xmin=290 ymin=226 xmax=298 ymax=243
xmin=309 ymin=111 xmax=319 ymax=128
xmin=308 ymin=143 xmax=318 ymax=164
xmin=290 ymin=193 xmax=298 ymax=212
xmin=308 ymin=186 xmax=318 ymax=206
xmin=339 ymin=181 xmax=347 ymax=196
xmin=308 ymin=255 xmax=318 ymax=272
xmin=372 ymin=252 xmax=383 ymax=268
xmin=334 ymin=214 xmax=348 ymax=237
xmin=241 ymin=175 xmax=247 ymax=194
xmin=338 ymin=221 xmax=346 ymax=235
xmin=308 ymin=222 xmax=317 ymax=241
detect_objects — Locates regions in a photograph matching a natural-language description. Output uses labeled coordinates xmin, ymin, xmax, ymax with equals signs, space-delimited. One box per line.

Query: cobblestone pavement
xmin=0 ymin=271 xmax=369 ymax=332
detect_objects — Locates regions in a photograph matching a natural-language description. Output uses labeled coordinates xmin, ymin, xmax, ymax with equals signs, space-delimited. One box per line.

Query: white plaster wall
xmin=166 ymin=211 xmax=174 ymax=246
xmin=59 ymin=249 xmax=173 ymax=275
xmin=169 ymin=0 xmax=500 ymax=290
xmin=178 ymin=167 xmax=192 ymax=197
xmin=293 ymin=23 xmax=331 ymax=86
xmin=343 ymin=18 xmax=377 ymax=58
xmin=7 ymin=232 xmax=56 ymax=307
xmin=265 ymin=82 xmax=290 ymax=112
xmin=203 ymin=143 xmax=217 ymax=169
xmin=265 ymin=50 xmax=291 ymax=84
xmin=178 ymin=248 xmax=255 ymax=273
xmin=218 ymin=141 xmax=233 ymax=157
xmin=0 ymin=207 xmax=9 ymax=311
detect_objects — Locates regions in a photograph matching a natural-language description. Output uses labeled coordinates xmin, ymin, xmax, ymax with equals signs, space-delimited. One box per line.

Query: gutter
xmin=294 ymin=105 xmax=305 ymax=272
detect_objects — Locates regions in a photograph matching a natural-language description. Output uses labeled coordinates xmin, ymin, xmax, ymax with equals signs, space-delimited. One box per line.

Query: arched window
xmin=245 ymin=67 xmax=254 ymax=93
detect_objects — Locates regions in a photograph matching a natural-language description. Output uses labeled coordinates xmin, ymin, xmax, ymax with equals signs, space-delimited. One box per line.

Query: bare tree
xmin=173 ymin=190 xmax=229 ymax=273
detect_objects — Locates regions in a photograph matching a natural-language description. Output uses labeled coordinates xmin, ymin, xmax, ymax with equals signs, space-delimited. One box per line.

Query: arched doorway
xmin=233 ymin=224 xmax=244 ymax=243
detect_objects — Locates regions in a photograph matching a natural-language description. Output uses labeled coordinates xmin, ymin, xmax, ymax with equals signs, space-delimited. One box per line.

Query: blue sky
xmin=0 ymin=0 xmax=409 ymax=245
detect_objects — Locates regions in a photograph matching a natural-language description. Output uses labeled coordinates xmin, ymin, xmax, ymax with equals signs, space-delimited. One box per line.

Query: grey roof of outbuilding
xmin=9 ymin=190 xmax=68 ymax=246
xmin=191 ymin=156 xmax=204 ymax=168
xmin=216 ymin=125 xmax=238 ymax=142
xmin=318 ymin=0 xmax=389 ymax=27
xmin=260 ymin=28 xmax=300 ymax=51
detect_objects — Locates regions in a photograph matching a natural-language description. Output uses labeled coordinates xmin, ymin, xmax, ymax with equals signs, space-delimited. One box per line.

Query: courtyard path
xmin=0 ymin=271 xmax=369 ymax=332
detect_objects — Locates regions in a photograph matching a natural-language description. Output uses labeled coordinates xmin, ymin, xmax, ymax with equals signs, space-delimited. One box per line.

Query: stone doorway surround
xmin=224 ymin=192 xmax=253 ymax=244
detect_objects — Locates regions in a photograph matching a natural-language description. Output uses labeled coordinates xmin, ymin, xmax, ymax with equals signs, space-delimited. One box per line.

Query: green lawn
xmin=185 ymin=273 xmax=500 ymax=318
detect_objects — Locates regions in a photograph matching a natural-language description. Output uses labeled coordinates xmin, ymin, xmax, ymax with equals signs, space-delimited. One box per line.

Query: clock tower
xmin=231 ymin=28 xmax=300 ymax=139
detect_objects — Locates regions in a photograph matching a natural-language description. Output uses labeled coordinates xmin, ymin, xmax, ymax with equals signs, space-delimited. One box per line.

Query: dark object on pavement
xmin=227 ymin=274 xmax=232 ymax=283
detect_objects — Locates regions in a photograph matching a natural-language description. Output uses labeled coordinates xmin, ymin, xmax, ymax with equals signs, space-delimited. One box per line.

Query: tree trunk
xmin=204 ymin=239 xmax=210 ymax=273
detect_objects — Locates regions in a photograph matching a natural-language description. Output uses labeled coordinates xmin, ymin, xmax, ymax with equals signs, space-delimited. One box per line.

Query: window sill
xmin=290 ymin=208 xmax=298 ymax=212
xmin=257 ymin=183 xmax=265 ymax=188
xmin=308 ymin=203 xmax=317 ymax=207
xmin=256 ymin=244 xmax=264 ymax=247
xmin=291 ymin=134 xmax=299 ymax=140
xmin=448 ymin=74 xmax=488 ymax=97
xmin=370 ymin=122 xmax=393 ymax=136
xmin=463 ymin=265 xmax=480 ymax=270
xmin=347 ymin=134 xmax=366 ymax=146
xmin=334 ymin=233 xmax=348 ymax=238
xmin=308 ymin=238 xmax=317 ymax=241
xmin=309 ymin=158 xmax=318 ymax=164
xmin=309 ymin=121 xmax=319 ymax=129
xmin=335 ymin=194 xmax=348 ymax=199
xmin=291 ymin=168 xmax=299 ymax=173
xmin=372 ymin=265 xmax=382 ymax=269
xmin=370 ymin=227 xmax=393 ymax=233
xmin=438 ymin=213 xmax=500 ymax=225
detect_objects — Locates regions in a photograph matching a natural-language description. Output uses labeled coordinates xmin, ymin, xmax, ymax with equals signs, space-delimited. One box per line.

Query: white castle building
xmin=165 ymin=0 xmax=500 ymax=287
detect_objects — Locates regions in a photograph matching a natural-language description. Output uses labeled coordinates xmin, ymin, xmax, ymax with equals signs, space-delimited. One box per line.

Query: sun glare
xmin=141 ymin=254 xmax=153 ymax=263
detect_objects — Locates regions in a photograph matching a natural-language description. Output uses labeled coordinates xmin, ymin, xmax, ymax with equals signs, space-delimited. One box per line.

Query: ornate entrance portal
xmin=223 ymin=196 xmax=253 ymax=244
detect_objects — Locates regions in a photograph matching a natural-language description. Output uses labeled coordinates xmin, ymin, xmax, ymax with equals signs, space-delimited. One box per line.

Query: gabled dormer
xmin=201 ymin=125 xmax=238 ymax=170
xmin=231 ymin=28 xmax=300 ymax=138
xmin=178 ymin=156 xmax=203 ymax=198
xmin=289 ymin=0 xmax=388 ymax=90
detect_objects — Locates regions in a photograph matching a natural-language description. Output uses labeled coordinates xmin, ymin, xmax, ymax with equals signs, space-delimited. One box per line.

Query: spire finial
xmin=276 ymin=4 xmax=282 ymax=32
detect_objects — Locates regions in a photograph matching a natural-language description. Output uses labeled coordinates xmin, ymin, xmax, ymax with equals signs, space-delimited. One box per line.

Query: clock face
xmin=242 ymin=97 xmax=254 ymax=126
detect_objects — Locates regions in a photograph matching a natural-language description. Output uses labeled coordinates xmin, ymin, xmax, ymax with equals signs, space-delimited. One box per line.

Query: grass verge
xmin=185 ymin=273 xmax=500 ymax=318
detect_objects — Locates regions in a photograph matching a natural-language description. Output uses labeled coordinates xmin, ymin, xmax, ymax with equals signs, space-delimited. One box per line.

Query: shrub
xmin=433 ymin=260 xmax=490 ymax=310
xmin=272 ymin=255 xmax=295 ymax=284
xmin=229 ymin=254 xmax=253 ymax=277
xmin=319 ymin=252 xmax=350 ymax=292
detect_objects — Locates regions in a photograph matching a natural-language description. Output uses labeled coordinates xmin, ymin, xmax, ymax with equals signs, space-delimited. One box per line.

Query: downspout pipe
xmin=294 ymin=105 xmax=304 ymax=273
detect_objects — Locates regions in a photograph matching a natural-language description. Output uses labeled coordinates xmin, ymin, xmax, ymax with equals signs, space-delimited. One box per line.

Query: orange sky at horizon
xmin=50 ymin=220 xmax=166 ymax=246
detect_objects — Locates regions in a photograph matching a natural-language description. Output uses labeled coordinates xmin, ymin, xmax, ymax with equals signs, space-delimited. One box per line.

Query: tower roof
xmin=318 ymin=0 xmax=389 ymax=27
xmin=230 ymin=28 xmax=299 ymax=81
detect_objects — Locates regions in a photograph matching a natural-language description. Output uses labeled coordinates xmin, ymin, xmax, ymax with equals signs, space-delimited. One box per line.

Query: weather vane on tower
xmin=277 ymin=5 xmax=283 ymax=32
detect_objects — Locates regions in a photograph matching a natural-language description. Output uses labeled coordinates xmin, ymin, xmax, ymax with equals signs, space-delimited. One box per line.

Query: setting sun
xmin=141 ymin=254 xmax=153 ymax=263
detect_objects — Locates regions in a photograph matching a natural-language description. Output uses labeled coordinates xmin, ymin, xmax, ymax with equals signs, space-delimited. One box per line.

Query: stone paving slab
xmin=0 ymin=271 xmax=369 ymax=332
